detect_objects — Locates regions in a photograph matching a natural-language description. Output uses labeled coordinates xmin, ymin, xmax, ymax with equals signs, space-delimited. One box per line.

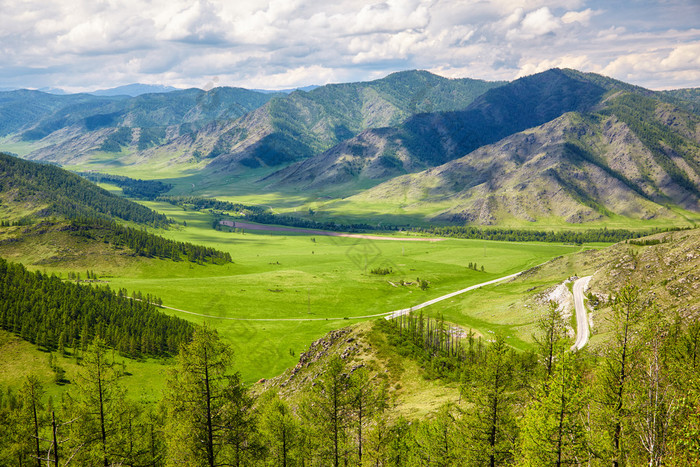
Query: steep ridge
xmin=346 ymin=98 xmax=700 ymax=225
xmin=12 ymin=87 xmax=277 ymax=164
xmin=159 ymin=70 xmax=503 ymax=170
xmin=264 ymin=69 xmax=610 ymax=190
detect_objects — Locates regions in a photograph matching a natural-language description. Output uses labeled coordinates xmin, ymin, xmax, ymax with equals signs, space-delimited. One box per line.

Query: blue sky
xmin=0 ymin=0 xmax=697 ymax=91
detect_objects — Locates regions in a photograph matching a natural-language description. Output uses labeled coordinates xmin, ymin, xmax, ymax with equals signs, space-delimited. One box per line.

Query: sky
xmin=0 ymin=0 xmax=698 ymax=92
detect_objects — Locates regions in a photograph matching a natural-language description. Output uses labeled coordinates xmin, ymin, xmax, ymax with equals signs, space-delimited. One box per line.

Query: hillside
xmin=140 ymin=70 xmax=503 ymax=171
xmin=6 ymin=87 xmax=277 ymax=164
xmin=263 ymin=68 xmax=617 ymax=192
xmin=301 ymin=83 xmax=700 ymax=226
xmin=0 ymin=152 xmax=167 ymax=225
xmin=0 ymin=153 xmax=232 ymax=265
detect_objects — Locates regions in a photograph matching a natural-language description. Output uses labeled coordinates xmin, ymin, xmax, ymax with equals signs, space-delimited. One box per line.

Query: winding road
xmin=153 ymin=271 xmax=523 ymax=322
xmin=152 ymin=271 xmax=593 ymax=351
xmin=571 ymin=276 xmax=592 ymax=351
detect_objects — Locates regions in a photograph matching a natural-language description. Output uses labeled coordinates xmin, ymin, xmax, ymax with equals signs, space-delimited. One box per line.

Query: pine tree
xmin=519 ymin=350 xmax=589 ymax=466
xmin=462 ymin=335 xmax=518 ymax=466
xmin=165 ymin=324 xmax=255 ymax=466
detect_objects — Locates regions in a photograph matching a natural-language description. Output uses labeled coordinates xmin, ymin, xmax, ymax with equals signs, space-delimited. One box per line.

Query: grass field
xmin=94 ymin=201 xmax=592 ymax=381
xmin=3 ymin=196 xmax=595 ymax=387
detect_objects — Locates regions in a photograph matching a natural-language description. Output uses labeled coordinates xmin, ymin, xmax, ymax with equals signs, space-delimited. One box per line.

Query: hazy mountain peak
xmin=90 ymin=83 xmax=179 ymax=97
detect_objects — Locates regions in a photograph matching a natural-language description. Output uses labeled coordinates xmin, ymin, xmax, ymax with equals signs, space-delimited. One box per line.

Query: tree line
xmin=0 ymin=256 xmax=193 ymax=359
xmin=421 ymin=225 xmax=686 ymax=244
xmin=159 ymin=196 xmax=385 ymax=233
xmin=78 ymin=172 xmax=173 ymax=200
xmin=69 ymin=217 xmax=233 ymax=264
xmin=2 ymin=283 xmax=699 ymax=465
xmin=159 ymin=194 xmax=682 ymax=245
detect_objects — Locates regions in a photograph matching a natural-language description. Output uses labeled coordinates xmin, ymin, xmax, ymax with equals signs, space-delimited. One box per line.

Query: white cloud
xmin=0 ymin=0 xmax=698 ymax=91
xmin=561 ymin=8 xmax=598 ymax=25
xmin=519 ymin=7 xmax=561 ymax=36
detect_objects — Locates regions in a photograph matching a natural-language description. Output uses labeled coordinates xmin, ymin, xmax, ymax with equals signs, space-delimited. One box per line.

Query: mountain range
xmin=2 ymin=68 xmax=699 ymax=227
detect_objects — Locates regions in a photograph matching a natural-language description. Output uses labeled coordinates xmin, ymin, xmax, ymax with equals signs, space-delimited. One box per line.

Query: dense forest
xmin=0 ymin=257 xmax=193 ymax=358
xmin=2 ymin=285 xmax=699 ymax=466
xmin=421 ymin=225 xmax=680 ymax=244
xmin=69 ymin=217 xmax=233 ymax=264
xmin=0 ymin=153 xmax=168 ymax=226
xmin=78 ymin=172 xmax=173 ymax=200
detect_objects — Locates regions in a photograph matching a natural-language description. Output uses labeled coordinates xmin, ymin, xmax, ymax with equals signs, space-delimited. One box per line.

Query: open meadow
xmin=77 ymin=199 xmax=590 ymax=383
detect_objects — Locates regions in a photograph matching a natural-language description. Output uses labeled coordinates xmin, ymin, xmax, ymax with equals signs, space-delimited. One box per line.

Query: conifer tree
xmin=301 ymin=356 xmax=351 ymax=466
xmin=519 ymin=350 xmax=589 ymax=466
xmin=462 ymin=335 xmax=518 ymax=466
xmin=597 ymin=285 xmax=644 ymax=466
xmin=165 ymin=324 xmax=254 ymax=466
xmin=64 ymin=336 xmax=126 ymax=466
xmin=259 ymin=392 xmax=299 ymax=467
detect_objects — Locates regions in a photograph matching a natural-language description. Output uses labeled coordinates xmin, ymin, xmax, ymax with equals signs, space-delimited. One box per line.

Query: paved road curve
xmin=571 ymin=276 xmax=593 ymax=351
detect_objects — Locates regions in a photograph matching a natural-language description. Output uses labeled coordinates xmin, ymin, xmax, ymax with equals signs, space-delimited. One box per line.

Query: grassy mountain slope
xmin=10 ymin=87 xmax=277 ymax=164
xmin=263 ymin=68 xmax=610 ymax=192
xmin=314 ymin=89 xmax=700 ymax=227
xmin=148 ymin=70 xmax=503 ymax=171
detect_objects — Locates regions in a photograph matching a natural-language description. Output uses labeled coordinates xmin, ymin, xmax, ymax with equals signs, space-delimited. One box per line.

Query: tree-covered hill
xmin=0 ymin=152 xmax=167 ymax=225
xmin=263 ymin=68 xmax=610 ymax=190
xmin=0 ymin=153 xmax=233 ymax=264
xmin=0 ymin=256 xmax=193 ymax=357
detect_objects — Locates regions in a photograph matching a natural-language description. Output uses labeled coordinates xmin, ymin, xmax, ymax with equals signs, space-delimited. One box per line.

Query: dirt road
xmin=384 ymin=272 xmax=523 ymax=320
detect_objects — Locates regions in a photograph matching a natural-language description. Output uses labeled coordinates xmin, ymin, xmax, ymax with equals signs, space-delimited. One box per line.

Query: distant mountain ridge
xmin=2 ymin=68 xmax=699 ymax=227
xmin=89 ymin=83 xmax=180 ymax=96
xmin=168 ymin=70 xmax=505 ymax=170
xmin=263 ymin=69 xmax=610 ymax=190
xmin=7 ymin=70 xmax=502 ymax=169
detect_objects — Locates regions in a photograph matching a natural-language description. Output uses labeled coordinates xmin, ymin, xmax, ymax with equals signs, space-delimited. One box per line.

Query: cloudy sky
xmin=1 ymin=0 xmax=698 ymax=92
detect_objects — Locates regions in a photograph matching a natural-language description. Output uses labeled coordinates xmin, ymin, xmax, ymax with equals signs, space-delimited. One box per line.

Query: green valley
xmin=0 ymin=65 xmax=699 ymax=466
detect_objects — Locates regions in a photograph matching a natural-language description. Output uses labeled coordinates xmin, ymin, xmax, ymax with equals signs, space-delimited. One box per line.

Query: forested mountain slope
xmin=0 ymin=153 xmax=232 ymax=264
xmin=142 ymin=70 xmax=503 ymax=170
xmin=263 ymin=68 xmax=614 ymax=190
xmin=0 ymin=152 xmax=167 ymax=225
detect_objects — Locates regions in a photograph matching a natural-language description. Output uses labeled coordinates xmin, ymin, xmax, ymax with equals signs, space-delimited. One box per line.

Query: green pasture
xmin=75 ymin=201 xmax=587 ymax=383
xmin=1 ymin=180 xmax=610 ymax=392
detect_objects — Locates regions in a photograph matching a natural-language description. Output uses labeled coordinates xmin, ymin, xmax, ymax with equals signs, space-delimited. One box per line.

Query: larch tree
xmin=518 ymin=349 xmax=589 ymax=466
xmin=165 ymin=324 xmax=254 ymax=467
xmin=462 ymin=335 xmax=518 ymax=467
xmin=64 ymin=336 xmax=126 ymax=466
xmin=597 ymin=285 xmax=644 ymax=466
